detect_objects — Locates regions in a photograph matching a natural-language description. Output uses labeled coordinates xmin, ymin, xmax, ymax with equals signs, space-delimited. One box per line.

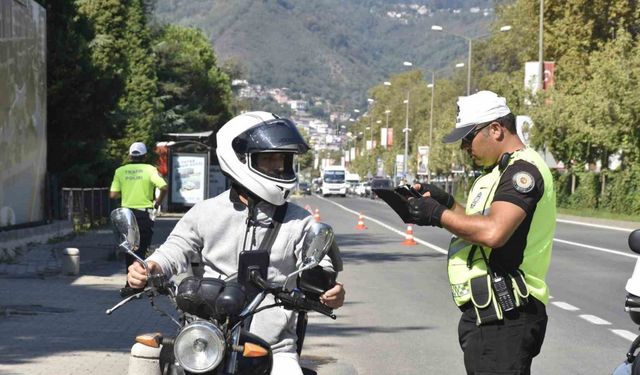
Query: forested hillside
xmin=152 ymin=0 xmax=497 ymax=106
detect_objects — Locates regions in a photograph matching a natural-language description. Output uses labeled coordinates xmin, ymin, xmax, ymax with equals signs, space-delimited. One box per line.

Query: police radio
xmin=492 ymin=274 xmax=515 ymax=312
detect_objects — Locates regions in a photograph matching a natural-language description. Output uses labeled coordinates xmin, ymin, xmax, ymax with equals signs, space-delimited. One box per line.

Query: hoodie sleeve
xmin=147 ymin=204 xmax=204 ymax=277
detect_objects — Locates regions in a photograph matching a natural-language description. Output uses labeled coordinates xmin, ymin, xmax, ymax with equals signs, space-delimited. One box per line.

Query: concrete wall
xmin=0 ymin=0 xmax=47 ymax=228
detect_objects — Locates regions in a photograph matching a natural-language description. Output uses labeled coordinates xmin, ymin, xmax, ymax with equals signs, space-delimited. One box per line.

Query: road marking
xmin=551 ymin=301 xmax=580 ymax=311
xmin=611 ymin=329 xmax=638 ymax=342
xmin=316 ymin=195 xmax=448 ymax=255
xmin=579 ymin=314 xmax=611 ymax=325
xmin=314 ymin=196 xmax=640 ymax=344
xmin=554 ymin=238 xmax=638 ymax=259
xmin=557 ymin=219 xmax=634 ymax=233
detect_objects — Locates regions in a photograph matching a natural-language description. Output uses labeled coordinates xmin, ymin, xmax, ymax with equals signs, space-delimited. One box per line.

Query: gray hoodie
xmin=147 ymin=189 xmax=334 ymax=354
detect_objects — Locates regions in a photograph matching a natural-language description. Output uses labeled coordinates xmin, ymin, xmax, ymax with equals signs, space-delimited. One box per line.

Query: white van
xmin=345 ymin=173 xmax=360 ymax=195
xmin=321 ymin=165 xmax=347 ymax=197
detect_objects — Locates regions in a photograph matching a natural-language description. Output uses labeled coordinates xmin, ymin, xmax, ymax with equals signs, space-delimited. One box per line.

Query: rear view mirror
xmin=630 ymin=230 xmax=640 ymax=254
xmin=283 ymin=222 xmax=335 ymax=289
xmin=301 ymin=222 xmax=334 ymax=270
xmin=110 ymin=208 xmax=141 ymax=259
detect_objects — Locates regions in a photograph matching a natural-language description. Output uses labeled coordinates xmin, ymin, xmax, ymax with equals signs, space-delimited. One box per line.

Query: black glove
xmin=415 ymin=183 xmax=455 ymax=209
xmin=407 ymin=197 xmax=445 ymax=227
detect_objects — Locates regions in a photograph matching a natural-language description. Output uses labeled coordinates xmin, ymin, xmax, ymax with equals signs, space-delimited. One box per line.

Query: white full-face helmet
xmin=216 ymin=111 xmax=309 ymax=206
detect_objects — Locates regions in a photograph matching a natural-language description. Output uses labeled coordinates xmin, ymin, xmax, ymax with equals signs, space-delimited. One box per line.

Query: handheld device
xmin=395 ymin=184 xmax=422 ymax=199
xmin=492 ymin=274 xmax=515 ymax=312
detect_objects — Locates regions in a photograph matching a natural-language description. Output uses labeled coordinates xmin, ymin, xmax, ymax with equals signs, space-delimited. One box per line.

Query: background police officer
xmin=110 ymin=142 xmax=167 ymax=295
xmin=407 ymin=91 xmax=556 ymax=374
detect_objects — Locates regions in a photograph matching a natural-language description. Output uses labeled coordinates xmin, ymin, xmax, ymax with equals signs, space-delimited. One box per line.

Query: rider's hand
xmin=412 ymin=183 xmax=455 ymax=209
xmin=127 ymin=260 xmax=162 ymax=289
xmin=320 ymin=282 xmax=345 ymax=309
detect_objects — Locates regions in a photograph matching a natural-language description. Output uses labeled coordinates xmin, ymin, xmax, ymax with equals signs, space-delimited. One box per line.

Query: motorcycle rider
xmin=127 ymin=111 xmax=345 ymax=375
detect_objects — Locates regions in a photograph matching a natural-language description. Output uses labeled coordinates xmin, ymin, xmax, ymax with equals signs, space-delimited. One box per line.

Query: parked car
xmin=355 ymin=182 xmax=371 ymax=197
xmin=369 ymin=178 xmax=394 ymax=199
xmin=298 ymin=181 xmax=311 ymax=195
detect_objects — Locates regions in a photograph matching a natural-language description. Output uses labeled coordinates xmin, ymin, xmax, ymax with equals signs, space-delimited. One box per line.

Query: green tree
xmin=47 ymin=0 xmax=122 ymax=186
xmin=153 ymin=24 xmax=233 ymax=137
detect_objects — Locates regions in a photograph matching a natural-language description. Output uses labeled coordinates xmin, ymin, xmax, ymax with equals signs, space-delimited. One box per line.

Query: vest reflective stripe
xmin=446 ymin=148 xmax=556 ymax=307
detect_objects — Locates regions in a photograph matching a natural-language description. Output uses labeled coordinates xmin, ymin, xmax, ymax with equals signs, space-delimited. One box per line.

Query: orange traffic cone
xmin=402 ymin=224 xmax=417 ymax=246
xmin=355 ymin=213 xmax=367 ymax=230
xmin=313 ymin=209 xmax=321 ymax=222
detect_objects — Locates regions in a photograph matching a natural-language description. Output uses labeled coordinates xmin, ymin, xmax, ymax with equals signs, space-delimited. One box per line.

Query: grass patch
xmin=557 ymin=207 xmax=640 ymax=224
xmin=455 ymin=191 xmax=640 ymax=224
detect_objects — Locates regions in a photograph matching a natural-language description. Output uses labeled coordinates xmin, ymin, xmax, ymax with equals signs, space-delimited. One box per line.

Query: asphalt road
xmin=1 ymin=195 xmax=637 ymax=375
xmin=295 ymin=193 xmax=640 ymax=374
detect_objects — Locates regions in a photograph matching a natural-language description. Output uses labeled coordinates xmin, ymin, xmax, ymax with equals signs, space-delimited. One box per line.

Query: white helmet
xmin=216 ymin=111 xmax=309 ymax=206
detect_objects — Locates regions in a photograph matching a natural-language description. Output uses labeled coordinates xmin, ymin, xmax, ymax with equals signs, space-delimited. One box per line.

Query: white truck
xmin=321 ymin=165 xmax=348 ymax=197
xmin=345 ymin=172 xmax=360 ymax=195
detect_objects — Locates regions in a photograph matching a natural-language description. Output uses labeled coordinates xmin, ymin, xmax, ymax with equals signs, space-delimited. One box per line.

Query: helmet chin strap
xmin=230 ymin=182 xmax=265 ymax=208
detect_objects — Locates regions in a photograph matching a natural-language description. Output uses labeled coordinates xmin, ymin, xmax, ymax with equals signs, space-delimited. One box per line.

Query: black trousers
xmin=458 ymin=297 xmax=548 ymax=375
xmin=124 ymin=209 xmax=154 ymax=286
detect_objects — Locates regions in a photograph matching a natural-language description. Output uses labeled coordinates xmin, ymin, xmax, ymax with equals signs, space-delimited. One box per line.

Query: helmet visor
xmin=249 ymin=152 xmax=296 ymax=182
xmin=232 ymin=118 xmax=310 ymax=154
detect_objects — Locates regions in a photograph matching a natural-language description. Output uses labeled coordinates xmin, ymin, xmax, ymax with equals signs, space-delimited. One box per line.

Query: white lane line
xmin=554 ymin=238 xmax=638 ymax=259
xmin=551 ymin=301 xmax=580 ymax=311
xmin=611 ymin=329 xmax=638 ymax=342
xmin=579 ymin=314 xmax=611 ymax=325
xmin=557 ymin=219 xmax=634 ymax=233
xmin=315 ymin=196 xmax=638 ymax=343
xmin=315 ymin=195 xmax=448 ymax=255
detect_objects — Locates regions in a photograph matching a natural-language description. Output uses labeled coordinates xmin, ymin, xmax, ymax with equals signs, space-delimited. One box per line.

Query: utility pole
xmin=539 ymin=0 xmax=544 ymax=92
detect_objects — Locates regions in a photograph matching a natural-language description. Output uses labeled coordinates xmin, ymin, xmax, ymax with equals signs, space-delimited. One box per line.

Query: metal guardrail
xmin=60 ymin=188 xmax=113 ymax=228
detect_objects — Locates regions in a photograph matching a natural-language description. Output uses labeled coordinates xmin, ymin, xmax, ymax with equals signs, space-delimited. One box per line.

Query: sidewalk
xmin=0 ymin=218 xmax=178 ymax=375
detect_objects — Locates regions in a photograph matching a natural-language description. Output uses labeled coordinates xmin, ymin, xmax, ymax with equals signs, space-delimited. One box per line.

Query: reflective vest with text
xmin=447 ymin=148 xmax=556 ymax=307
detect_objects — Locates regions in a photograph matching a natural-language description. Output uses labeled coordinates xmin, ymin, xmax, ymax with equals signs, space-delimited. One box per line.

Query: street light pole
xmin=431 ymin=25 xmax=511 ymax=95
xmin=403 ymin=91 xmax=410 ymax=180
xmin=466 ymin=38 xmax=472 ymax=95
xmin=428 ymin=72 xmax=435 ymax=183
xmin=365 ymin=126 xmax=371 ymax=153
xmin=539 ymin=0 xmax=544 ymax=92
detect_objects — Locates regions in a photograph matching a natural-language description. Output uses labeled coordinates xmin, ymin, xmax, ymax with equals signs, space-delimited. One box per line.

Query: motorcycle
xmin=613 ymin=229 xmax=640 ymax=375
xmin=106 ymin=207 xmax=339 ymax=375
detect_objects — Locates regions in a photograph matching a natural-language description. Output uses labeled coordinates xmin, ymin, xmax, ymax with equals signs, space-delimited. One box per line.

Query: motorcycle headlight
xmin=174 ymin=321 xmax=225 ymax=373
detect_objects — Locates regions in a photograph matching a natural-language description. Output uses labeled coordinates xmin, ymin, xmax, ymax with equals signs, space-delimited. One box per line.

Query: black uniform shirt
xmin=489 ymin=160 xmax=545 ymax=272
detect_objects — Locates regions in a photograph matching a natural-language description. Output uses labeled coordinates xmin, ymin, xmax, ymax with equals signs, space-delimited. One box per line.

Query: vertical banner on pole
xmin=381 ymin=128 xmax=388 ymax=150
xmin=417 ymin=146 xmax=429 ymax=176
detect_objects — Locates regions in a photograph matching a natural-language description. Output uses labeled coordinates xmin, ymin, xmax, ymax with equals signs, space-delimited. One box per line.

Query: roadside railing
xmin=60 ymin=188 xmax=113 ymax=229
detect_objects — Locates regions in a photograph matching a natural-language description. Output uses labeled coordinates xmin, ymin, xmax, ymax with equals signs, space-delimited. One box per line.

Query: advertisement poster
xmin=417 ymin=146 xmax=430 ymax=175
xmin=395 ymin=154 xmax=405 ymax=178
xmin=171 ymin=153 xmax=208 ymax=205
xmin=380 ymin=128 xmax=388 ymax=149
xmin=208 ymin=165 xmax=227 ymax=198
xmin=376 ymin=157 xmax=385 ymax=177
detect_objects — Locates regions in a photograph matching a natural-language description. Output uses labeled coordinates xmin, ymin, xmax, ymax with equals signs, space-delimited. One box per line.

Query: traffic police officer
xmin=407 ymin=91 xmax=556 ymax=374
xmin=110 ymin=142 xmax=167 ymax=295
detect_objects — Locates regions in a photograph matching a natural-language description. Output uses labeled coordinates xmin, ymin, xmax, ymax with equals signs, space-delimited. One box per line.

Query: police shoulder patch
xmin=512 ymin=171 xmax=535 ymax=193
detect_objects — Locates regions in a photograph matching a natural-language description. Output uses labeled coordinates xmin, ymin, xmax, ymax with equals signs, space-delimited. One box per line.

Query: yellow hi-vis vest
xmin=447 ymin=148 xmax=556 ymax=307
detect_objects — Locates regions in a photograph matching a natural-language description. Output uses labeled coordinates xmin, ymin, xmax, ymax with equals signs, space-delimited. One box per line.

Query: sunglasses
xmin=461 ymin=122 xmax=492 ymax=145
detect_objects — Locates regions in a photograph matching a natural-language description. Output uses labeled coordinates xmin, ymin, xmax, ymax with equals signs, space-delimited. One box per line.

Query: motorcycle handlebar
xmin=250 ymin=269 xmax=336 ymax=319
xmin=276 ymin=290 xmax=336 ymax=319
